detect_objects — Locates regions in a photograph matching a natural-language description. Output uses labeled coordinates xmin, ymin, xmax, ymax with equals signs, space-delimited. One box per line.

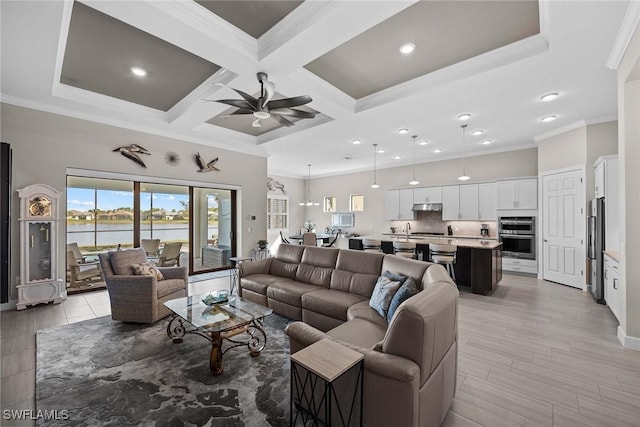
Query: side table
xmin=290 ymin=338 xmax=364 ymax=426
xmin=228 ymin=256 xmax=252 ymax=295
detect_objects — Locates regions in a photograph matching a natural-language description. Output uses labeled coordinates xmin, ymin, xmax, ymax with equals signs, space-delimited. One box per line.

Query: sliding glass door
xmin=67 ymin=176 xmax=236 ymax=276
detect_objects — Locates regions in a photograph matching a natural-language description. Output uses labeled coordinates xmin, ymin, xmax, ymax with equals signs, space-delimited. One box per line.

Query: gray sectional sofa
xmin=238 ymin=244 xmax=459 ymax=427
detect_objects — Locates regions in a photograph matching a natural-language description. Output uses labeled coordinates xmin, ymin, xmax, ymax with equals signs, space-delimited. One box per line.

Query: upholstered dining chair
xmin=140 ymin=238 xmax=161 ymax=257
xmin=157 ymin=242 xmax=182 ymax=267
xmin=98 ymin=248 xmax=188 ymax=323
xmin=302 ymin=232 xmax=317 ymax=246
xmin=322 ymin=233 xmax=339 ymax=247
xmin=279 ymin=231 xmax=291 ymax=244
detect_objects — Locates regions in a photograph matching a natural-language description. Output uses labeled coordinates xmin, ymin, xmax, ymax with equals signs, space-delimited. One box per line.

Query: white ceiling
xmin=0 ymin=1 xmax=631 ymax=179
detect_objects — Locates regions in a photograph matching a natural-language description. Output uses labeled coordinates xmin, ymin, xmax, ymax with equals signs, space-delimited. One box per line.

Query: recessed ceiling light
xmin=393 ymin=155 xmax=402 ymax=160
xmin=457 ymin=113 xmax=471 ymax=121
xmin=352 ymin=139 xmax=361 ymax=145
xmin=433 ymin=148 xmax=442 ymax=153
xmin=471 ymin=129 xmax=483 ymax=136
xmin=481 ymin=139 xmax=493 ymax=145
xmin=377 ymin=148 xmax=386 ymax=153
xmin=418 ymin=140 xmax=429 ymax=145
xmin=399 ymin=43 xmax=416 ymax=54
xmin=397 ymin=128 xmax=409 ymax=135
xmin=343 ymin=156 xmax=353 ymax=160
xmin=131 ymin=67 xmax=147 ymax=77
xmin=540 ymin=93 xmax=559 ymax=102
xmin=541 ymin=115 xmax=557 ymax=122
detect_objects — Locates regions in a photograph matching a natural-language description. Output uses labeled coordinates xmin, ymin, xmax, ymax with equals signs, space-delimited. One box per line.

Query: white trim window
xmin=267 ymin=195 xmax=288 ymax=231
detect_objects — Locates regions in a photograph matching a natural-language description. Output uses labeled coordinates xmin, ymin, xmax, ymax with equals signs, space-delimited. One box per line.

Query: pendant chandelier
xmin=371 ymin=143 xmax=380 ymax=189
xmin=299 ymin=164 xmax=320 ymax=206
xmin=458 ymin=124 xmax=470 ymax=181
xmin=409 ymin=135 xmax=419 ymax=186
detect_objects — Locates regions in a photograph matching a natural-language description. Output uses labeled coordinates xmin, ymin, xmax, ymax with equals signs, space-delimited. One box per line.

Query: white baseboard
xmin=0 ymin=299 xmax=17 ymax=311
xmin=618 ymin=326 xmax=640 ymax=351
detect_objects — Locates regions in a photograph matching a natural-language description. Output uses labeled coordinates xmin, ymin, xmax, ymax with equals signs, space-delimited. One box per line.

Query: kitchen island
xmin=349 ymin=235 xmax=502 ymax=295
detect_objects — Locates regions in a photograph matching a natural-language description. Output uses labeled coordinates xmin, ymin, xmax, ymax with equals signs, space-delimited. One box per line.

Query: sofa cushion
xmin=296 ymin=263 xmax=333 ymax=287
xmin=347 ymin=300 xmax=388 ymax=329
xmin=301 ymin=246 xmax=340 ymax=267
xmin=336 ymin=249 xmax=384 ymax=275
xmin=327 ymin=318 xmax=387 ymax=350
xmin=109 ymin=248 xmax=147 ymax=275
xmin=301 ymin=289 xmax=368 ymax=321
xmin=369 ymin=276 xmax=402 ymax=318
xmin=275 ymin=244 xmax=305 ymax=263
xmin=387 ymin=278 xmax=419 ymax=322
xmin=156 ymin=278 xmax=186 ymax=299
xmin=132 ymin=262 xmax=164 ymax=281
xmin=330 ymin=270 xmax=379 ymax=297
xmin=267 ymin=281 xmax=324 ymax=307
xmin=270 ymin=259 xmax=299 ymax=280
xmin=241 ymin=274 xmax=285 ymax=295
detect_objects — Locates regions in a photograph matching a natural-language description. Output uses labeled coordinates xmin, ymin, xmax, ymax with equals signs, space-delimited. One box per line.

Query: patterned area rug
xmin=36 ymin=313 xmax=292 ymax=426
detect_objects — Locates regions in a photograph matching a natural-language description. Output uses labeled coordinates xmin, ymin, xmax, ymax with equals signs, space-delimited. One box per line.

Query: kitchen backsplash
xmin=390 ymin=211 xmax=498 ymax=237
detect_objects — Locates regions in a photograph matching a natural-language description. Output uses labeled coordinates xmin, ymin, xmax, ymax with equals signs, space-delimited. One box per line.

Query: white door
xmin=542 ymin=169 xmax=585 ymax=288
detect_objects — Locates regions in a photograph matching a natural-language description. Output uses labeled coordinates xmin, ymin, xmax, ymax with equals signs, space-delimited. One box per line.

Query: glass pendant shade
xmin=371 ymin=143 xmax=380 ymax=189
xmin=457 ymin=124 xmax=470 ymax=181
xmin=409 ymin=135 xmax=419 ymax=185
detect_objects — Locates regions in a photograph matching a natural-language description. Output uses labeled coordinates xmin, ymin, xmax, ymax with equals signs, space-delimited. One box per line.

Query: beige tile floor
xmin=1 ymin=273 xmax=639 ymax=426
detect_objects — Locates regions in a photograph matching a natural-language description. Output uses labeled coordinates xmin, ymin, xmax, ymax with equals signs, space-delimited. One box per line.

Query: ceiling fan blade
xmin=267 ymin=95 xmax=312 ymax=110
xmin=252 ymin=118 xmax=262 ymax=128
xmin=262 ymin=81 xmax=275 ymax=109
xmin=270 ymin=108 xmax=316 ymax=119
xmin=227 ymin=108 xmax=255 ymax=115
xmin=229 ymin=87 xmax=258 ymax=105
xmin=208 ymin=99 xmax=256 ymax=110
xmin=273 ymin=114 xmax=295 ymax=127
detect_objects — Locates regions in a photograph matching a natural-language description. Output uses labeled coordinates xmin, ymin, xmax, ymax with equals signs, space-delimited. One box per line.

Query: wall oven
xmin=498 ymin=217 xmax=536 ymax=260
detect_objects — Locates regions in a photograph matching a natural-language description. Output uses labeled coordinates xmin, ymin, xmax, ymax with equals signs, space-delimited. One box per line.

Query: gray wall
xmin=1 ymin=103 xmax=267 ymax=302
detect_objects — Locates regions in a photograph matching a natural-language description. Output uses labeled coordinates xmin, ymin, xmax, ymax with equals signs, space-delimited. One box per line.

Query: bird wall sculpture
xmin=113 ymin=144 xmax=150 ymax=168
xmin=195 ymin=153 xmax=220 ymax=173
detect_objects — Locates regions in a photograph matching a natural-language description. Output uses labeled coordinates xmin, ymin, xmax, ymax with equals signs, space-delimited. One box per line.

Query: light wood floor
xmin=1 ymin=274 xmax=639 ymax=426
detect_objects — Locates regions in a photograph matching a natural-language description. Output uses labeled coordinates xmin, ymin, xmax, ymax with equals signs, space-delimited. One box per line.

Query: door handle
xmin=544 ymin=239 xmax=548 ymax=242
xmin=613 ymin=278 xmax=618 ymax=289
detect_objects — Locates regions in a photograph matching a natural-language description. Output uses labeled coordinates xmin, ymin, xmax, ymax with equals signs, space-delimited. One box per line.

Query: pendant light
xmin=299 ymin=164 xmax=320 ymax=206
xmin=458 ymin=124 xmax=470 ymax=181
xmin=371 ymin=143 xmax=380 ymax=189
xmin=409 ymin=135 xmax=419 ymax=186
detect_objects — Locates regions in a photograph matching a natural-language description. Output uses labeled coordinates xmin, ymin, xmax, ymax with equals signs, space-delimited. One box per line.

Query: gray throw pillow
xmin=387 ymin=278 xmax=419 ymax=322
xmin=369 ymin=276 xmax=402 ymax=318
xmin=383 ymin=270 xmax=408 ymax=283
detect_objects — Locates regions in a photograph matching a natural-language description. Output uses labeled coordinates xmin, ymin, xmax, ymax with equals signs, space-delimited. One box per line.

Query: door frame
xmin=538 ymin=165 xmax=586 ymax=288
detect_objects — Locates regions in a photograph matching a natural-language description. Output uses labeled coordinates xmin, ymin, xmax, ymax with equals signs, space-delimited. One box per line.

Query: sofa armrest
xmin=158 ymin=266 xmax=188 ymax=282
xmin=239 ymin=258 xmax=272 ymax=276
xmin=286 ymin=321 xmax=419 ymax=382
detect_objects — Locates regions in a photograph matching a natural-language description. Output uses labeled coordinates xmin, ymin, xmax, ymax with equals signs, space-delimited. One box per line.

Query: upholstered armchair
xmin=98 ymin=248 xmax=188 ymax=323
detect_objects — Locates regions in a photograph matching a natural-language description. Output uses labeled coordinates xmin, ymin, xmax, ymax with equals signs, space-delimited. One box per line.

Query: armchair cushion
xmin=109 ymin=248 xmax=147 ymax=275
xmin=369 ymin=276 xmax=402 ymax=318
xmin=157 ymin=279 xmax=188 ymax=299
xmin=132 ymin=262 xmax=164 ymax=281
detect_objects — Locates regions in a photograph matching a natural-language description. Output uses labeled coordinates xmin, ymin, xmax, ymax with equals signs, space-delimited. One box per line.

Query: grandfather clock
xmin=17 ymin=184 xmax=65 ymax=310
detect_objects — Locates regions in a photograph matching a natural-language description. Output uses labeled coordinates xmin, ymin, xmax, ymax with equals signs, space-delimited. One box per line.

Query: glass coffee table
xmin=164 ymin=292 xmax=273 ymax=375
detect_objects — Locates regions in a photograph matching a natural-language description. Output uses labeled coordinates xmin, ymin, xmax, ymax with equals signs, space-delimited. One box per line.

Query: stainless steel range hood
xmin=412 ymin=203 xmax=442 ymax=212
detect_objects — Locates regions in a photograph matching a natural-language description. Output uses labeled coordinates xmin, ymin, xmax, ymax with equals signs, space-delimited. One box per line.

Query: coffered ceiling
xmin=0 ymin=0 xmax=631 ymax=179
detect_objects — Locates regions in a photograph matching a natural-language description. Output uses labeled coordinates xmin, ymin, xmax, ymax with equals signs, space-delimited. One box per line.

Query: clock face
xmin=28 ymin=197 xmax=51 ymax=217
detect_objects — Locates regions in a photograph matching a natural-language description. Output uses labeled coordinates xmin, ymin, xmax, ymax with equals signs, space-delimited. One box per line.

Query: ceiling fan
xmin=207 ymin=72 xmax=316 ymax=128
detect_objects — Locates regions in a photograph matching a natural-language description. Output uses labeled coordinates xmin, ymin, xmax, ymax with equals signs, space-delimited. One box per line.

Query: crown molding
xmin=586 ymin=115 xmax=618 ymax=126
xmin=606 ymin=1 xmax=640 ymax=70
xmin=0 ymin=96 xmax=266 ymax=158
xmin=534 ymin=120 xmax=587 ymax=142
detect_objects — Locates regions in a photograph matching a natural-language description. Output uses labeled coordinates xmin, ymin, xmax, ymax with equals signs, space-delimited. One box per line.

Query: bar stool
xmin=362 ymin=238 xmax=382 ymax=252
xmin=429 ymin=243 xmax=457 ymax=281
xmin=393 ymin=241 xmax=416 ymax=259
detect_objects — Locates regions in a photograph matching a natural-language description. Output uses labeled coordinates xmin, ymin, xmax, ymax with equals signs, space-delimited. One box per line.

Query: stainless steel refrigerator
xmin=587 ymin=198 xmax=605 ymax=304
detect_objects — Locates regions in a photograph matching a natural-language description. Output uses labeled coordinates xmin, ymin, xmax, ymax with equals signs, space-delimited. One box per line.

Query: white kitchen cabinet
xmin=604 ymin=254 xmax=621 ymax=322
xmin=478 ymin=182 xmax=497 ymax=220
xmin=497 ymin=178 xmax=537 ymax=209
xmin=442 ymin=184 xmax=478 ymax=220
xmin=594 ymin=155 xmax=619 ymax=251
xmin=386 ymin=189 xmax=414 ymax=220
xmin=413 ymin=186 xmax=442 ymax=204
